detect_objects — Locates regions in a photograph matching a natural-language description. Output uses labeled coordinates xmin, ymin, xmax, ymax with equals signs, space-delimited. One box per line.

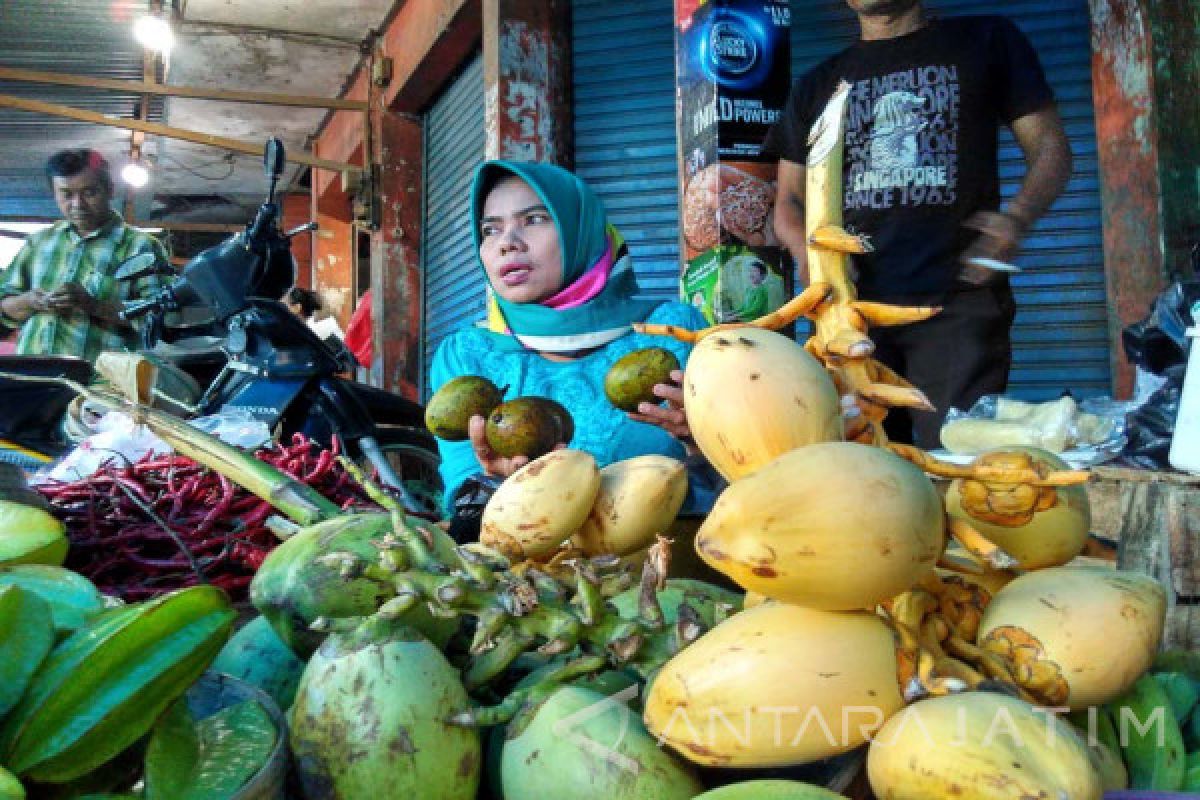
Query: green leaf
xmin=144 ymin=699 xmax=276 ymax=800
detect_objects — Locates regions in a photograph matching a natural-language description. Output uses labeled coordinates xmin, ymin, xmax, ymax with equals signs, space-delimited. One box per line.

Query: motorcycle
xmin=110 ymin=138 xmax=440 ymax=513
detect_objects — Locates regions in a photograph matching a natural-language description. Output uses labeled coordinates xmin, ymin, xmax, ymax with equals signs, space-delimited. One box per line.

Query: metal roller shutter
xmin=572 ymin=0 xmax=681 ymax=298
xmin=421 ymin=55 xmax=486 ymax=398
xmin=790 ymin=0 xmax=1109 ymax=400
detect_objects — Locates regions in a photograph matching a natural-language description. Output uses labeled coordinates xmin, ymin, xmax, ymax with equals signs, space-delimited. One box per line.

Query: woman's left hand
xmin=627 ymin=369 xmax=700 ymax=456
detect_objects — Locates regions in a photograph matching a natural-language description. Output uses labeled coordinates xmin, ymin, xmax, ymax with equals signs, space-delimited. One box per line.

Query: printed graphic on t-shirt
xmin=844 ymin=65 xmax=960 ymax=211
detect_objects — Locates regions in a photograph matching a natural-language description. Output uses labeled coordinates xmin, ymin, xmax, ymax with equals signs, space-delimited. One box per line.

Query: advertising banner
xmin=675 ymin=0 xmax=792 ymax=324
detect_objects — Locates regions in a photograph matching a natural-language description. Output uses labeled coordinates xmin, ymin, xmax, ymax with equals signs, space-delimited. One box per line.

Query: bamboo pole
xmin=0 ymin=93 xmax=363 ymax=174
xmin=0 ymin=66 xmax=369 ymax=111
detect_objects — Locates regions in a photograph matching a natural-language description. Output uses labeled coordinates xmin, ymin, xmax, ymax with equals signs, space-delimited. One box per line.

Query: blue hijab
xmin=470 ymin=160 xmax=657 ymax=353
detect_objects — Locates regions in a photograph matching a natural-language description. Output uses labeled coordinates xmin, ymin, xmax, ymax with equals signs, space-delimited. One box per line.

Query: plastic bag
xmin=189 ymin=410 xmax=272 ymax=449
xmin=1118 ymin=363 xmax=1185 ymax=469
xmin=1121 ymin=279 xmax=1200 ymax=375
xmin=936 ymin=393 xmax=1126 ymax=466
xmin=35 ymin=411 xmax=170 ymax=484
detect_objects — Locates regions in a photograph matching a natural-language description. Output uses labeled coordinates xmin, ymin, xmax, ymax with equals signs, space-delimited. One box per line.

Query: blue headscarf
xmin=470 ymin=160 xmax=658 ymax=353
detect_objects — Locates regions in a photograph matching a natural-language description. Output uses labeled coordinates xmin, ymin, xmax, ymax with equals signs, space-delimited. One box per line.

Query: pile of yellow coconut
xmin=635 ymin=327 xmax=1166 ymax=800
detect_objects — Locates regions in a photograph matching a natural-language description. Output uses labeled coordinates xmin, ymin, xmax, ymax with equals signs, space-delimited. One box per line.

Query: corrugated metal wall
xmin=0 ymin=0 xmax=164 ymax=219
xmin=790 ymin=0 xmax=1109 ymax=400
xmin=572 ymin=0 xmax=681 ymax=299
xmin=420 ymin=55 xmax=486 ymax=397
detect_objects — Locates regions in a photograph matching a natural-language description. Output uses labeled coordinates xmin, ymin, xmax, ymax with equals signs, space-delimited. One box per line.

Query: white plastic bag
xmin=35 ymin=412 xmax=170 ymax=483
xmin=189 ymin=410 xmax=272 ymax=449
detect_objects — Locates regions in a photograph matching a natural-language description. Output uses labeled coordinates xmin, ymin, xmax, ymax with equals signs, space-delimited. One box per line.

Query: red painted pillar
xmin=1089 ymin=0 xmax=1166 ymax=398
xmin=371 ymin=112 xmax=424 ymax=400
xmin=281 ymin=192 xmax=313 ymax=289
xmin=482 ymin=0 xmax=573 ymax=163
xmin=312 ymin=181 xmax=356 ymax=331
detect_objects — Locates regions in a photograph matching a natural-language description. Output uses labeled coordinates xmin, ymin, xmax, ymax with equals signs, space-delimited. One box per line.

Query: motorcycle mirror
xmin=114 ymin=252 xmax=163 ymax=282
xmin=264 ymin=138 xmax=286 ymax=180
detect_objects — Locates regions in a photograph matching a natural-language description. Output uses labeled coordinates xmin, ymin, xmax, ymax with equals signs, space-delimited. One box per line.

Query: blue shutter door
xmin=421 ymin=55 xmax=486 ymax=397
xmin=790 ymin=0 xmax=1109 ymax=400
xmin=572 ymin=0 xmax=681 ymax=298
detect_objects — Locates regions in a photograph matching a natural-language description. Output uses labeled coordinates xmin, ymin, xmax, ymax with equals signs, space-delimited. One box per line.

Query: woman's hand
xmin=627 ymin=369 xmax=700 ymax=456
xmin=468 ymin=414 xmax=529 ymax=479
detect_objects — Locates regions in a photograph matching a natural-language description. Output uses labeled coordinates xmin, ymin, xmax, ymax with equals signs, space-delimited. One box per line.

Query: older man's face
xmin=52 ymin=169 xmax=112 ymax=236
xmin=846 ymin=0 xmax=921 ymax=15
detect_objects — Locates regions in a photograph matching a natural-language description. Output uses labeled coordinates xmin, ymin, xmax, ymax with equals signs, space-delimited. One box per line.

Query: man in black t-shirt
xmin=764 ymin=0 xmax=1072 ymax=448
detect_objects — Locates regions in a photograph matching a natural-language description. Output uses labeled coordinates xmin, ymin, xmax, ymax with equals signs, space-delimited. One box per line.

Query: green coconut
xmin=210 ymin=615 xmax=306 ymax=709
xmin=289 ymin=619 xmax=480 ymax=799
xmin=249 ymin=512 xmax=457 ymax=656
xmin=501 ymin=685 xmax=702 ymax=800
xmin=609 ymin=578 xmax=741 ymax=629
xmin=693 ymin=780 xmax=849 ymax=799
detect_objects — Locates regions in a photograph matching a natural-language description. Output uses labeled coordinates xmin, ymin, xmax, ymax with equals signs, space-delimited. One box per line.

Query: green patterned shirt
xmin=0 ymin=214 xmax=169 ymax=361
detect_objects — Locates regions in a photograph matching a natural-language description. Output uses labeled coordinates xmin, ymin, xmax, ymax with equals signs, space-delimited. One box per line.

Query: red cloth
xmin=343 ymin=289 xmax=373 ymax=367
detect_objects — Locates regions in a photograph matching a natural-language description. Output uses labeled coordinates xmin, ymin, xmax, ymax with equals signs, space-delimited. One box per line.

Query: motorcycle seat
xmin=151 ymin=336 xmax=226 ymax=362
xmin=347 ymin=380 xmax=426 ymax=429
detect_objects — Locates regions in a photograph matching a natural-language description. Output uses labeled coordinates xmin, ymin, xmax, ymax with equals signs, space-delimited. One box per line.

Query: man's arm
xmin=1006 ymin=105 xmax=1073 ymax=228
xmin=961 ymin=106 xmax=1072 ymax=280
xmin=0 ymin=242 xmax=43 ymax=327
xmin=772 ymin=159 xmax=810 ymax=284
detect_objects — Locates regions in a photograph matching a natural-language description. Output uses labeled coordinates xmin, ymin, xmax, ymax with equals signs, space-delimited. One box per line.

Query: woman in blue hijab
xmin=429 ymin=160 xmax=716 ymax=516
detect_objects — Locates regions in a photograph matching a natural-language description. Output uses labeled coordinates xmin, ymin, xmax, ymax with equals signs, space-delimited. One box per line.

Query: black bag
xmin=446 ymin=473 xmax=504 ymax=545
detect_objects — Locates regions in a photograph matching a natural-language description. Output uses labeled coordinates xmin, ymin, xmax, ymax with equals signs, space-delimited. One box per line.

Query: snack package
xmin=938 ymin=394 xmax=1126 ymax=465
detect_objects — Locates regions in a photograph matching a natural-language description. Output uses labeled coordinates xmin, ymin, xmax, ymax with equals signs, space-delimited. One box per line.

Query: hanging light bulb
xmin=133 ymin=15 xmax=175 ymax=53
xmin=122 ymin=161 xmax=150 ymax=189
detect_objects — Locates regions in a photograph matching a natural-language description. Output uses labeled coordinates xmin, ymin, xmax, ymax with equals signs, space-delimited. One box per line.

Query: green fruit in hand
xmin=425 ymin=376 xmax=504 ymax=441
xmin=485 ymin=398 xmax=563 ymax=459
xmin=523 ymin=396 xmax=574 ymax=446
xmin=604 ymin=347 xmax=680 ymax=412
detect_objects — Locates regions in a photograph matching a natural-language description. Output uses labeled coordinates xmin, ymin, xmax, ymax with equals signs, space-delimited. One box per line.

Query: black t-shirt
xmin=763 ymin=15 xmax=1054 ymax=302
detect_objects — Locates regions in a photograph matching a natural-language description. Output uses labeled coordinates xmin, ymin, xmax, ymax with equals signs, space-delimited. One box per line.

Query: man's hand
xmin=628 ymin=369 xmax=700 ymax=456
xmin=1 ymin=289 xmax=51 ymax=322
xmin=773 ymin=159 xmax=810 ymax=284
xmin=959 ymin=211 xmax=1026 ymax=286
xmin=43 ymin=282 xmax=96 ymax=316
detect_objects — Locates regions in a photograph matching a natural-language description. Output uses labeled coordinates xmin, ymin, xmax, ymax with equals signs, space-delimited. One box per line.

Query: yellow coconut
xmin=682 ymin=327 xmax=842 ymax=482
xmin=571 ymin=455 xmax=688 ymax=556
xmin=480 ymin=449 xmax=600 ymax=562
xmin=742 ymin=591 xmax=768 ymax=609
xmin=944 ymin=447 xmax=1090 ymax=569
xmin=867 ymin=692 xmax=1102 ymax=800
xmin=695 ymin=442 xmax=943 ymax=610
xmin=643 ymin=602 xmax=904 ymax=767
xmin=976 ymin=566 xmax=1166 ymax=710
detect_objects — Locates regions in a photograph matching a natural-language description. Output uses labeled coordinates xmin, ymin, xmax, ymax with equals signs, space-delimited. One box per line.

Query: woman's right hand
xmin=468 ymin=414 xmax=530 ymax=479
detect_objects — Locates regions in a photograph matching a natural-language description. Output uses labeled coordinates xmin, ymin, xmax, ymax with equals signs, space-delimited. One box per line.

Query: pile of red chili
xmin=35 ymin=434 xmax=378 ymax=601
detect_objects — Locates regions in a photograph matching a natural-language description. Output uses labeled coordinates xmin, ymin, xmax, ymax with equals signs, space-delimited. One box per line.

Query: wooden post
xmin=370 ymin=112 xmax=424 ymax=400
xmin=482 ymin=0 xmax=573 ymax=163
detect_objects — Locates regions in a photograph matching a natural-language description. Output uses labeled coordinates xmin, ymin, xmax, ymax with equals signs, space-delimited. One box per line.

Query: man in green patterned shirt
xmin=0 ymin=149 xmax=170 ymax=362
